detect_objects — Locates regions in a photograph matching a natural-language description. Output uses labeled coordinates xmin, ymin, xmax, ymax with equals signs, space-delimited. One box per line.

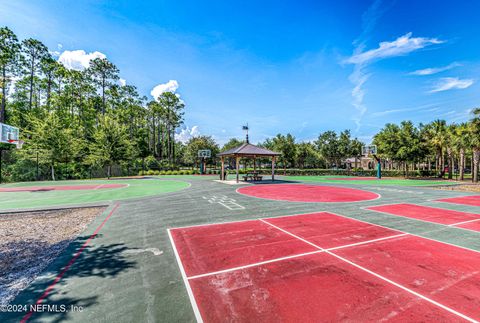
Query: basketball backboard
xmin=197 ymin=149 xmax=211 ymax=158
xmin=1 ymin=122 xmax=19 ymax=143
xmin=0 ymin=122 xmax=23 ymax=148
xmin=362 ymin=145 xmax=377 ymax=156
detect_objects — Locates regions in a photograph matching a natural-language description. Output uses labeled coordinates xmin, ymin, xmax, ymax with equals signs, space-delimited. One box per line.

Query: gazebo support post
xmin=221 ymin=156 xmax=225 ymax=180
xmin=253 ymin=156 xmax=256 ymax=173
xmin=236 ymin=155 xmax=240 ymax=183
xmin=272 ymin=156 xmax=276 ymax=181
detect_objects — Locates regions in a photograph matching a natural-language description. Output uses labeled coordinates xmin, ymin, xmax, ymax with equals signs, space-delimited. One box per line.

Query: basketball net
xmin=8 ymin=139 xmax=24 ymax=149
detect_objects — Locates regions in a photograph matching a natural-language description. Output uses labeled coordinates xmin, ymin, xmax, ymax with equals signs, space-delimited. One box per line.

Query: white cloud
xmin=429 ymin=77 xmax=474 ymax=93
xmin=150 ymin=80 xmax=179 ymax=100
xmin=345 ymin=33 xmax=443 ymax=65
xmin=175 ymin=125 xmax=199 ymax=143
xmin=409 ymin=62 xmax=461 ymax=76
xmin=58 ymin=50 xmax=106 ymax=70
xmin=119 ymin=78 xmax=126 ymax=86
xmin=345 ymin=31 xmax=444 ymax=131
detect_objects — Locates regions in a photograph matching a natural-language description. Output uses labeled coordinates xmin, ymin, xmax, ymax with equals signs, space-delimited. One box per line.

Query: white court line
xmin=260 ymin=220 xmax=478 ymax=323
xmin=167 ymin=229 xmax=204 ymax=323
xmin=258 ymin=219 xmax=322 ymax=250
xmin=328 ymin=211 xmax=480 ymax=255
xmin=188 ymin=250 xmax=323 ymax=280
xmin=324 ymin=250 xmax=478 ymax=323
xmin=187 ymin=233 xmax=408 ymax=280
xmin=363 ymin=204 xmax=480 ymax=235
xmin=450 ymin=218 xmax=480 ymax=226
xmin=168 ymin=210 xmax=328 ymax=230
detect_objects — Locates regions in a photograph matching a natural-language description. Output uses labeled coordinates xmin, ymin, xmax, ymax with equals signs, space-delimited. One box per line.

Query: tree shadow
xmin=0 ymin=235 xmax=136 ymax=323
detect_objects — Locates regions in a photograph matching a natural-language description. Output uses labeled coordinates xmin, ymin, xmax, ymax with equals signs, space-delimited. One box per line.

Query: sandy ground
xmin=0 ymin=206 xmax=106 ymax=306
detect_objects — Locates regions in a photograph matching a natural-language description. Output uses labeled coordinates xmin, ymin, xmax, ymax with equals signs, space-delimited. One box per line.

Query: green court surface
xmin=2 ymin=175 xmax=480 ymax=323
xmin=0 ymin=179 xmax=190 ymax=210
xmin=284 ymin=175 xmax=457 ymax=186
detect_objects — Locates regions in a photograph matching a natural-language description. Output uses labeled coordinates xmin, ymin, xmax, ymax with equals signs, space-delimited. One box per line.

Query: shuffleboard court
xmin=436 ymin=195 xmax=480 ymax=207
xmin=366 ymin=203 xmax=480 ymax=225
xmin=237 ymin=184 xmax=380 ymax=202
xmin=169 ymin=211 xmax=480 ymax=322
xmin=336 ymin=235 xmax=480 ymax=321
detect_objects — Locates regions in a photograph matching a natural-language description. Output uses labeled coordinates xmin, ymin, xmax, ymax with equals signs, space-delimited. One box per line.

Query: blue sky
xmin=1 ymin=0 xmax=479 ymax=145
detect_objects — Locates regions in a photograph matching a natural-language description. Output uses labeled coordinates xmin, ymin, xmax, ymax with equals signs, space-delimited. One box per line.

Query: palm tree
xmin=453 ymin=123 xmax=470 ymax=181
xmin=445 ymin=124 xmax=457 ymax=180
xmin=470 ymin=109 xmax=480 ymax=182
xmin=426 ymin=120 xmax=447 ymax=177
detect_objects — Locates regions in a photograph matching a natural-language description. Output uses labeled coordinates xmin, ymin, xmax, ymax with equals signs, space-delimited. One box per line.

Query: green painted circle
xmin=0 ymin=179 xmax=190 ymax=210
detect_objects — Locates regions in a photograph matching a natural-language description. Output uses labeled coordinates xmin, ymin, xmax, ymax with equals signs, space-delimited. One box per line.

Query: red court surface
xmin=169 ymin=212 xmax=480 ymax=322
xmin=366 ymin=203 xmax=480 ymax=225
xmin=336 ymin=235 xmax=480 ymax=321
xmin=169 ymin=219 xmax=318 ymax=277
xmin=455 ymin=220 xmax=480 ymax=232
xmin=237 ymin=184 xmax=379 ymax=202
xmin=0 ymin=183 xmax=127 ymax=192
xmin=437 ymin=195 xmax=480 ymax=207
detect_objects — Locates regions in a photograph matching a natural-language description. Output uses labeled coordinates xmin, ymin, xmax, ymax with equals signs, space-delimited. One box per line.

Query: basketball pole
xmin=373 ymin=154 xmax=382 ymax=179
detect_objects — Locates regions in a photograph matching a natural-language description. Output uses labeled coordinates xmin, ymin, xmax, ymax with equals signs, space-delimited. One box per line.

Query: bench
xmin=242 ymin=174 xmax=263 ymax=181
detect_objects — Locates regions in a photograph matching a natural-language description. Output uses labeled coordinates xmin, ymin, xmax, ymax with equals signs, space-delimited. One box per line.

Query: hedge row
xmin=138 ymin=168 xmax=437 ymax=177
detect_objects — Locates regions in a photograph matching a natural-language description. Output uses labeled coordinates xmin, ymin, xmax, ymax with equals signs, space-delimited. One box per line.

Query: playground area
xmin=1 ymin=175 xmax=480 ymax=322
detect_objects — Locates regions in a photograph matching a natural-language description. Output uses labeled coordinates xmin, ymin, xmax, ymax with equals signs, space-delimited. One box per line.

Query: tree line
xmin=373 ymin=114 xmax=480 ymax=181
xmin=0 ymin=26 xmax=184 ymax=180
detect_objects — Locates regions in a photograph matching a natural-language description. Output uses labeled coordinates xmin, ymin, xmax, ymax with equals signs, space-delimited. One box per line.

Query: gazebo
xmin=217 ymin=142 xmax=281 ymax=183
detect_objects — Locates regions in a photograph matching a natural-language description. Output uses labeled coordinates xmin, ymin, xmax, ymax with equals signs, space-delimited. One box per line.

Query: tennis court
xmin=169 ymin=211 xmax=480 ymax=322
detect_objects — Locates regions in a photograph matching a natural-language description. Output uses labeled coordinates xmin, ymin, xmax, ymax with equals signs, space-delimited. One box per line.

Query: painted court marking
xmin=21 ymin=203 xmax=120 ymax=323
xmin=436 ymin=195 xmax=480 ymax=207
xmin=237 ymin=184 xmax=381 ymax=203
xmin=169 ymin=211 xmax=480 ymax=322
xmin=365 ymin=203 xmax=480 ymax=233
xmin=202 ymin=195 xmax=245 ymax=210
xmin=363 ymin=186 xmax=424 ymax=194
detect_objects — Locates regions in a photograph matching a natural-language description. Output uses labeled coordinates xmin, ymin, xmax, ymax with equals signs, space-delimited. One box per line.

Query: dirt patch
xmin=434 ymin=184 xmax=480 ymax=192
xmin=0 ymin=206 xmax=107 ymax=305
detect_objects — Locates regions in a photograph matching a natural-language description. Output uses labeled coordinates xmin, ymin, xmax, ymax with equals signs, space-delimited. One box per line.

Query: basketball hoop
xmin=8 ymin=139 xmax=24 ymax=149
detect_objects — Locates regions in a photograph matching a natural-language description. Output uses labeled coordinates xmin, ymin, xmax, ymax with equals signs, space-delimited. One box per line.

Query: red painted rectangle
xmin=335 ymin=235 xmax=480 ymax=320
xmin=437 ymin=195 xmax=480 ymax=207
xmin=189 ymin=252 xmax=458 ymax=322
xmin=170 ymin=220 xmax=317 ymax=277
xmin=367 ymin=203 xmax=479 ymax=225
xmin=264 ymin=212 xmax=401 ymax=249
xmin=456 ymin=220 xmax=480 ymax=232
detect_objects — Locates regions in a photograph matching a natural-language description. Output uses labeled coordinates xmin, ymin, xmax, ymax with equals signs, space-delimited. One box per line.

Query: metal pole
xmin=0 ymin=148 xmax=2 ymax=184
xmin=272 ymin=156 xmax=275 ymax=181
xmin=36 ymin=150 xmax=39 ymax=181
xmin=221 ymin=156 xmax=225 ymax=180
xmin=236 ymin=155 xmax=240 ymax=183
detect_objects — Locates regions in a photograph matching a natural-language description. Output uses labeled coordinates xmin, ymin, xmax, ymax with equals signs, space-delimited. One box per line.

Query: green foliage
xmin=222 ymin=138 xmax=243 ymax=151
xmin=184 ymin=135 xmax=219 ymax=165
xmin=87 ymin=116 xmax=132 ymax=178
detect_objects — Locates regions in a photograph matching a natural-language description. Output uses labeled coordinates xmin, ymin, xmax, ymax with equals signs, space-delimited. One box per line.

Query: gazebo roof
xmin=217 ymin=142 xmax=281 ymax=157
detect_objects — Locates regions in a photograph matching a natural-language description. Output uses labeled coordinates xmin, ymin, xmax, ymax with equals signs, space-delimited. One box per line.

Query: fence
xmin=0 ymin=149 xmax=141 ymax=183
